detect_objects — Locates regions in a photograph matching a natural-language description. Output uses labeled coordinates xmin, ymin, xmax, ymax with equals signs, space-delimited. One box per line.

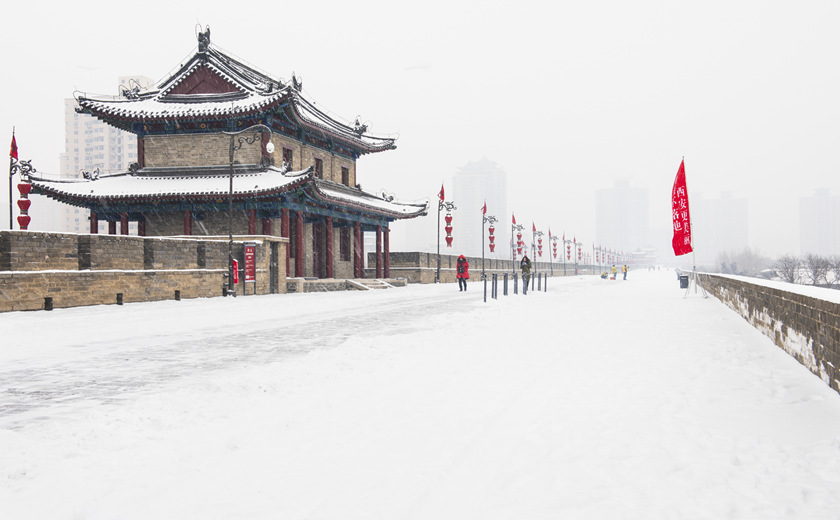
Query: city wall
xmin=0 ymin=231 xmax=287 ymax=312
xmin=698 ymin=273 xmax=840 ymax=395
xmin=371 ymin=251 xmax=596 ymax=283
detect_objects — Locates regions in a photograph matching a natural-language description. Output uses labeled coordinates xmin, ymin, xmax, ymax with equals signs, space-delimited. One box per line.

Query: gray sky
xmin=2 ymin=0 xmax=838 ymax=259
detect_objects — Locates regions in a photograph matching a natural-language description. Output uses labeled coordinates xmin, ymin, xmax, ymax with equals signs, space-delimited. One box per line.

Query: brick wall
xmin=368 ymin=252 xmax=588 ymax=283
xmin=0 ymin=231 xmax=287 ymax=312
xmin=699 ymin=273 xmax=840 ymax=395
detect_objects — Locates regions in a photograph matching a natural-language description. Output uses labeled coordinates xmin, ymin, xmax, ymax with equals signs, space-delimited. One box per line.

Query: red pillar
xmin=137 ymin=135 xmax=145 ymax=168
xmin=354 ymin=221 xmax=362 ymax=278
xmin=248 ymin=209 xmax=257 ymax=235
xmin=295 ymin=210 xmax=304 ymax=278
xmin=120 ymin=213 xmax=129 ymax=235
xmin=138 ymin=217 xmax=146 ymax=237
xmin=90 ymin=211 xmax=99 ymax=234
xmin=262 ymin=218 xmax=271 ymax=236
xmin=281 ymin=208 xmax=290 ymax=277
xmin=108 ymin=221 xmax=117 ymax=235
xmin=325 ymin=216 xmax=334 ymax=279
xmin=183 ymin=210 xmax=192 ymax=235
xmin=384 ymin=226 xmax=390 ymax=279
xmin=375 ymin=225 xmax=382 ymax=279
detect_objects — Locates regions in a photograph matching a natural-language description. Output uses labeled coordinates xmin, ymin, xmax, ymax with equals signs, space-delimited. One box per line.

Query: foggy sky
xmin=2 ymin=0 xmax=838 ymax=261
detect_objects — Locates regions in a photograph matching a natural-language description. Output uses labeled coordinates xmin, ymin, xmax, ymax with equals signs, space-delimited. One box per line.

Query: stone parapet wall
xmin=369 ymin=252 xmax=594 ymax=283
xmin=698 ymin=273 xmax=840 ymax=395
xmin=0 ymin=231 xmax=287 ymax=312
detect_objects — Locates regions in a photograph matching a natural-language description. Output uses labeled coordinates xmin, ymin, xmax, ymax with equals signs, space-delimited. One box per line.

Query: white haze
xmin=1 ymin=1 xmax=839 ymax=259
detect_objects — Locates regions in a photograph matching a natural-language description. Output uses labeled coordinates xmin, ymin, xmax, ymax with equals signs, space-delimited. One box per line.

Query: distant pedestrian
xmin=520 ymin=255 xmax=532 ymax=294
xmin=456 ymin=255 xmax=470 ymax=291
xmin=611 ymin=264 xmax=617 ymax=280
xmin=622 ymin=264 xmax=628 ymax=280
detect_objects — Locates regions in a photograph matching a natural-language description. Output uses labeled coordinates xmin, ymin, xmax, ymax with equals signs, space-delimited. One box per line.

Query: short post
xmin=44 ymin=297 xmax=53 ymax=311
xmin=116 ymin=293 xmax=123 ymax=305
xmin=175 ymin=290 xmax=181 ymax=301
xmin=503 ymin=273 xmax=508 ymax=296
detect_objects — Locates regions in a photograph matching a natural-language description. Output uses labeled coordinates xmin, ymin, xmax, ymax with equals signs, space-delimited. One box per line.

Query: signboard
xmin=232 ymin=259 xmax=239 ymax=284
xmin=244 ymin=243 xmax=256 ymax=283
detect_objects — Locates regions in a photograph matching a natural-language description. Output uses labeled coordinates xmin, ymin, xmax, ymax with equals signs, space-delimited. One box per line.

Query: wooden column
xmin=138 ymin=216 xmax=146 ymax=237
xmin=137 ymin=135 xmax=145 ymax=168
xmin=375 ymin=225 xmax=382 ymax=279
xmin=120 ymin=212 xmax=129 ymax=235
xmin=384 ymin=226 xmax=390 ymax=278
xmin=313 ymin=222 xmax=323 ymax=279
xmin=262 ymin=217 xmax=271 ymax=236
xmin=295 ymin=210 xmax=304 ymax=278
xmin=354 ymin=221 xmax=362 ymax=278
xmin=89 ymin=211 xmax=98 ymax=234
xmin=325 ymin=216 xmax=334 ymax=279
xmin=183 ymin=210 xmax=192 ymax=235
xmin=248 ymin=209 xmax=257 ymax=235
xmin=108 ymin=221 xmax=117 ymax=235
xmin=281 ymin=208 xmax=290 ymax=277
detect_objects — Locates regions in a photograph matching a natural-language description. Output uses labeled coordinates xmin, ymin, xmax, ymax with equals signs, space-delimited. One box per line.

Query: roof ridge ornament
xmin=197 ymin=25 xmax=211 ymax=53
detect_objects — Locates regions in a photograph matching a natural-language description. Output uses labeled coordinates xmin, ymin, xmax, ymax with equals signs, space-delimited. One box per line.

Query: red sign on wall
xmin=244 ymin=244 xmax=256 ymax=283
xmin=232 ymin=259 xmax=239 ymax=284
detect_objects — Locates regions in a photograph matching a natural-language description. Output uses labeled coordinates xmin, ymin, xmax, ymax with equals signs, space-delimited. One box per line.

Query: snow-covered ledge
xmin=698 ymin=273 xmax=840 ymax=395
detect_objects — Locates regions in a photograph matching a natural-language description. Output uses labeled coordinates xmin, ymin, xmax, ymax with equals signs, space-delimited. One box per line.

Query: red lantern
xmin=445 ymin=214 xmax=452 ymax=224
xmin=488 ymin=225 xmax=495 ymax=235
xmin=538 ymin=237 xmax=542 ymax=245
xmin=489 ymin=244 xmax=496 ymax=252
xmin=489 ymin=235 xmax=495 ymax=244
xmin=517 ymin=232 xmax=522 ymax=241
xmin=445 ymin=224 xmax=453 ymax=235
xmin=17 ymin=199 xmax=31 ymax=212
xmin=17 ymin=215 xmax=31 ymax=228
xmin=517 ymin=246 xmax=522 ymax=255
xmin=445 ymin=235 xmax=453 ymax=247
xmin=17 ymin=183 xmax=31 ymax=196
xmin=17 ymin=182 xmax=31 ymax=230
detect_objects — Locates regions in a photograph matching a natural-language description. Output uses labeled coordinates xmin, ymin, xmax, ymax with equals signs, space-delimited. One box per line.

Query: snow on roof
xmin=312 ymin=179 xmax=428 ymax=218
xmin=30 ymin=166 xmax=310 ymax=202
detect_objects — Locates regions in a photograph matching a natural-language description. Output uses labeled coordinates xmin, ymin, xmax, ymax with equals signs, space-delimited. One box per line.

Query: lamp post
xmin=548 ymin=230 xmax=558 ymax=275
xmin=563 ymin=235 xmax=572 ymax=275
xmin=573 ymin=237 xmax=581 ymax=275
xmin=532 ymin=228 xmax=544 ymax=274
xmin=511 ymin=220 xmax=524 ymax=273
xmin=435 ymin=197 xmax=456 ymax=283
xmin=9 ymin=158 xmax=35 ymax=230
xmin=482 ymin=213 xmax=497 ymax=280
xmin=222 ymin=124 xmax=272 ymax=297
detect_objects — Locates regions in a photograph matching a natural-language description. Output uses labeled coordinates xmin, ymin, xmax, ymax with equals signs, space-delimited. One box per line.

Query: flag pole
xmin=9 ymin=127 xmax=15 ymax=230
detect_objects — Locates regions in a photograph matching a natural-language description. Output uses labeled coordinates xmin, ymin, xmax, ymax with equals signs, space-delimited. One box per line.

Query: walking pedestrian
xmin=520 ymin=254 xmax=532 ymax=294
xmin=456 ymin=255 xmax=470 ymax=291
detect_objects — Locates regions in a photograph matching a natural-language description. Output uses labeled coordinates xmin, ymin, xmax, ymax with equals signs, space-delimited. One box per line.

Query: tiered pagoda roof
xmin=75 ymin=30 xmax=396 ymax=158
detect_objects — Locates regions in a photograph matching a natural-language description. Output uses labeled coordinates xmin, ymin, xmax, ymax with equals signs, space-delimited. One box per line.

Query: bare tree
xmin=803 ymin=253 xmax=830 ymax=286
xmin=774 ymin=254 xmax=800 ymax=284
xmin=828 ymin=255 xmax=840 ymax=288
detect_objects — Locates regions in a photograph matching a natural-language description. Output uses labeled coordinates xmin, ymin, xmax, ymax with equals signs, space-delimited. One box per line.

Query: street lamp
xmin=511 ymin=219 xmax=524 ymax=273
xmin=563 ymin=235 xmax=572 ymax=275
xmin=222 ymin=124 xmax=272 ymax=297
xmin=482 ymin=213 xmax=497 ymax=280
xmin=549 ymin=230 xmax=559 ymax=275
xmin=435 ymin=196 xmax=456 ymax=283
xmin=532 ymin=228 xmax=544 ymax=274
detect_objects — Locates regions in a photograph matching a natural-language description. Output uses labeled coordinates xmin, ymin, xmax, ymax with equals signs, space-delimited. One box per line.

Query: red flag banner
xmin=10 ymin=134 xmax=18 ymax=161
xmin=481 ymin=201 xmax=486 ymax=215
xmin=671 ymin=159 xmax=693 ymax=256
xmin=532 ymin=222 xmax=536 ymax=233
xmin=438 ymin=184 xmax=445 ymax=201
xmin=512 ymin=213 xmax=516 ymax=225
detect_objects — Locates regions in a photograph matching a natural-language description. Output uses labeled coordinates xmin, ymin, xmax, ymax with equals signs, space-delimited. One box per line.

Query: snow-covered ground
xmin=2 ymin=269 xmax=840 ymax=519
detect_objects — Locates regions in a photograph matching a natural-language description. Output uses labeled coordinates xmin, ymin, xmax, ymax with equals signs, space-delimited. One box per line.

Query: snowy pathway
xmin=2 ymin=269 xmax=840 ymax=519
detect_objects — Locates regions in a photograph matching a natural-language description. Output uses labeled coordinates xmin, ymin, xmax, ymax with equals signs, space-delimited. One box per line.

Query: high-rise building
xmin=59 ymin=76 xmax=153 ymax=233
xmin=595 ymin=180 xmax=651 ymax=256
xmin=691 ymin=192 xmax=749 ymax=267
xmin=451 ymin=158 xmax=507 ymax=258
xmin=800 ymin=189 xmax=839 ymax=256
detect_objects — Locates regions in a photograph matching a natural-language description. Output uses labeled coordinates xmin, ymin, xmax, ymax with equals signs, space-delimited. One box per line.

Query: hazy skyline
xmin=2 ymin=1 xmax=838 ymax=263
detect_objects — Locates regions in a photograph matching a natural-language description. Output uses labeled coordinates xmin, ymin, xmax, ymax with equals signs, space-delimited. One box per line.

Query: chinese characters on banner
xmin=671 ymin=159 xmax=693 ymax=256
xmin=244 ymin=244 xmax=256 ymax=282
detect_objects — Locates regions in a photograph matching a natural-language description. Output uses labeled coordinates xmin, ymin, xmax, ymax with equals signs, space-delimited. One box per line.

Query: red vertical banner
xmin=232 ymin=258 xmax=240 ymax=284
xmin=671 ymin=159 xmax=693 ymax=256
xmin=244 ymin=244 xmax=256 ymax=282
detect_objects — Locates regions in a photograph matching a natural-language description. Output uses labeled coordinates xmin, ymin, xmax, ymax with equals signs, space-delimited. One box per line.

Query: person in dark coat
xmin=456 ymin=255 xmax=470 ymax=291
xmin=520 ymin=254 xmax=532 ymax=294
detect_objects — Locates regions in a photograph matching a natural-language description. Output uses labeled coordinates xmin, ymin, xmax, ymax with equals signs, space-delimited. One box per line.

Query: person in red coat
xmin=456 ymin=255 xmax=470 ymax=291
